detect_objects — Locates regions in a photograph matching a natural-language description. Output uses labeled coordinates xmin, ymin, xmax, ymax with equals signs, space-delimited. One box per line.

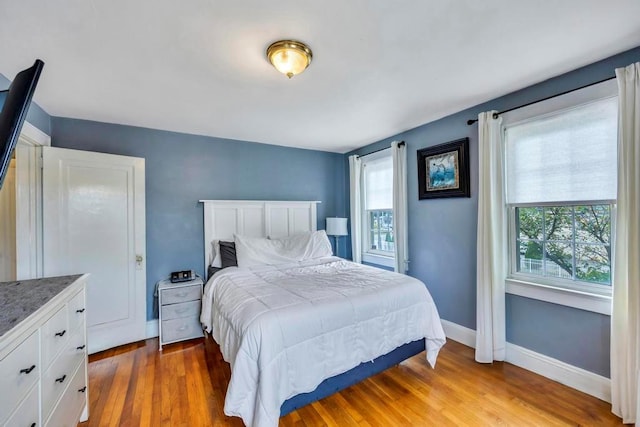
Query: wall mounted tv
xmin=0 ymin=59 xmax=44 ymax=190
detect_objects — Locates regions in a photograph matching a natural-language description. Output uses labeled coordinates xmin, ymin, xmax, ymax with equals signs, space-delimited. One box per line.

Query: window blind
xmin=364 ymin=156 xmax=392 ymax=210
xmin=505 ymin=96 xmax=618 ymax=204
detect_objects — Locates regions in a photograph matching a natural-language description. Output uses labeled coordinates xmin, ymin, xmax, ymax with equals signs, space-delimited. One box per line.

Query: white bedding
xmin=200 ymin=257 xmax=446 ymax=427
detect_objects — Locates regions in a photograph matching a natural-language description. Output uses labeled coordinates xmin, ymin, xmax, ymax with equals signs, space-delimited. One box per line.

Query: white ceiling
xmin=1 ymin=1 xmax=639 ymax=153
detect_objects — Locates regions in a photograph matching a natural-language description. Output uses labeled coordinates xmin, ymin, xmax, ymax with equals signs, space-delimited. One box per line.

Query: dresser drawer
xmin=45 ymin=360 xmax=87 ymax=427
xmin=161 ymin=285 xmax=201 ymax=305
xmin=161 ymin=317 xmax=203 ymax=343
xmin=3 ymin=382 xmax=39 ymax=427
xmin=41 ymin=329 xmax=85 ymax=421
xmin=42 ymin=306 xmax=69 ymax=370
xmin=161 ymin=300 xmax=201 ymax=321
xmin=68 ymin=289 xmax=86 ymax=337
xmin=0 ymin=331 xmax=39 ymax=425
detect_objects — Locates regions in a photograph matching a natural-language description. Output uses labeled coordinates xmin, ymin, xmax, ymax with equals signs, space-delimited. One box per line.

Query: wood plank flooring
xmin=78 ymin=337 xmax=622 ymax=426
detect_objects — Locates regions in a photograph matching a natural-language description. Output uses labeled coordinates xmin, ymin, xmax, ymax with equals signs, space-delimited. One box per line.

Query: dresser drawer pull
xmin=175 ymin=307 xmax=190 ymax=314
xmin=78 ymin=386 xmax=87 ymax=393
xmin=76 ymin=308 xmax=85 ymax=313
xmin=55 ymin=329 xmax=66 ymax=337
xmin=178 ymin=325 xmax=189 ymax=331
xmin=175 ymin=292 xmax=188 ymax=298
xmin=77 ymin=345 xmax=86 ymax=350
xmin=55 ymin=374 xmax=67 ymax=383
xmin=20 ymin=364 xmax=36 ymax=374
xmin=31 ymin=423 xmax=36 ymax=427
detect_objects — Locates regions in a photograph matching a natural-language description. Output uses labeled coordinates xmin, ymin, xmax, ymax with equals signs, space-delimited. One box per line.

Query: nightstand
xmin=158 ymin=277 xmax=204 ymax=351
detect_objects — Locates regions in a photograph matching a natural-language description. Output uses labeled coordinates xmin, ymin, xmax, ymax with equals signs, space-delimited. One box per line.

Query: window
xmin=515 ymin=205 xmax=611 ymax=286
xmin=504 ymin=81 xmax=617 ymax=303
xmin=362 ymin=152 xmax=394 ymax=265
xmin=368 ymin=209 xmax=394 ymax=253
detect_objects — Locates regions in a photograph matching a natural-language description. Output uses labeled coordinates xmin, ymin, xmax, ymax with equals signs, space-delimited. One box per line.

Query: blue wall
xmin=51 ymin=118 xmax=346 ymax=320
xmin=0 ymin=73 xmax=51 ymax=135
xmin=347 ymin=46 xmax=640 ymax=377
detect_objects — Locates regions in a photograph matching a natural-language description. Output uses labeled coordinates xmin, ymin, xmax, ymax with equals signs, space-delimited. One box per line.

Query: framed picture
xmin=417 ymin=137 xmax=470 ymax=199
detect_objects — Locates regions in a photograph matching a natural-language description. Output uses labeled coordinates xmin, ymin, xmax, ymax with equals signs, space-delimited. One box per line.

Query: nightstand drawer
xmin=161 ymin=285 xmax=201 ymax=305
xmin=161 ymin=300 xmax=201 ymax=321
xmin=161 ymin=317 xmax=203 ymax=343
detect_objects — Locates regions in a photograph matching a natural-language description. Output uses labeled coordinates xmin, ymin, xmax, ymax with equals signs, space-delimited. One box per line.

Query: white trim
xmin=13 ymin=121 xmax=50 ymax=280
xmin=20 ymin=121 xmax=51 ymax=147
xmin=362 ymin=252 xmax=395 ymax=268
xmin=440 ymin=319 xmax=476 ymax=348
xmin=506 ymin=279 xmax=612 ymax=315
xmin=146 ymin=319 xmax=159 ymax=339
xmin=439 ymin=319 xmax=612 ymax=403
xmin=507 ymin=343 xmax=611 ymax=403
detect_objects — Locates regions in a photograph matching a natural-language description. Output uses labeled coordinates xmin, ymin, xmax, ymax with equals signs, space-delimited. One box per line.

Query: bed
xmin=199 ymin=200 xmax=446 ymax=427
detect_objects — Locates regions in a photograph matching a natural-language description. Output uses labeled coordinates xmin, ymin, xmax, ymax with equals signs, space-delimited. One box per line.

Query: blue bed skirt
xmin=280 ymin=339 xmax=426 ymax=416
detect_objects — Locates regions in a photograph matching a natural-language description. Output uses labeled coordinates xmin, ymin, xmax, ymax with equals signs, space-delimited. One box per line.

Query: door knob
xmin=136 ymin=255 xmax=143 ymax=263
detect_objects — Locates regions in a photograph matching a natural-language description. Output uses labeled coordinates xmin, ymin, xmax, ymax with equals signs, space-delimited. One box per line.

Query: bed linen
xmin=200 ymin=256 xmax=446 ymax=427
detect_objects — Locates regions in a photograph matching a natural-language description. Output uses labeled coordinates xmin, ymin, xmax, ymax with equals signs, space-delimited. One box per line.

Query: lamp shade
xmin=326 ymin=217 xmax=348 ymax=236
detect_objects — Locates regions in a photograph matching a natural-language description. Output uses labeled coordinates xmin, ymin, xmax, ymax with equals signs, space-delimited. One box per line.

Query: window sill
xmin=362 ymin=252 xmax=395 ymax=268
xmin=505 ymin=278 xmax=611 ymax=316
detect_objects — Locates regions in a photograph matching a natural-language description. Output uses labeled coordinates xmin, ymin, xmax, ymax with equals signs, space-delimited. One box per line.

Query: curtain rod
xmin=356 ymin=141 xmax=405 ymax=158
xmin=466 ymin=76 xmax=616 ymax=125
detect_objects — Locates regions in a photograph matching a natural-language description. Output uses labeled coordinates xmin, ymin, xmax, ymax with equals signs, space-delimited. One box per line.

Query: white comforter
xmin=200 ymin=257 xmax=446 ymax=427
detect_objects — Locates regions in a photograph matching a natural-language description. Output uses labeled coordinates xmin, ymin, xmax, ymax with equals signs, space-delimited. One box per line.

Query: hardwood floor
xmin=78 ymin=337 xmax=622 ymax=426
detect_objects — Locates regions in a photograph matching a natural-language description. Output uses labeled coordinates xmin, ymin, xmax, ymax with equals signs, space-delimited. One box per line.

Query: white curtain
xmin=349 ymin=155 xmax=362 ymax=263
xmin=611 ymin=62 xmax=640 ymax=424
xmin=475 ymin=111 xmax=506 ymax=363
xmin=391 ymin=141 xmax=408 ymax=274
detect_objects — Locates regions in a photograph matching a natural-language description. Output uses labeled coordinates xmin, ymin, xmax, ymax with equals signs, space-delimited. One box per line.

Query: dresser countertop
xmin=0 ymin=275 xmax=83 ymax=338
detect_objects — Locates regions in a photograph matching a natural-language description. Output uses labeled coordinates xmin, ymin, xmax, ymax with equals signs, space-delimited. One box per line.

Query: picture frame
xmin=417 ymin=137 xmax=470 ymax=199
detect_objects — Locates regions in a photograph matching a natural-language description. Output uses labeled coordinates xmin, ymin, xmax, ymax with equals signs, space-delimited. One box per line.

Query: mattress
xmin=200 ymin=256 xmax=446 ymax=427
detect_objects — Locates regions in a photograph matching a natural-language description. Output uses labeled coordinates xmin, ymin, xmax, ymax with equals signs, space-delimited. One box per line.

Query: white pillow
xmin=210 ymin=240 xmax=222 ymax=268
xmin=234 ymin=230 xmax=332 ymax=267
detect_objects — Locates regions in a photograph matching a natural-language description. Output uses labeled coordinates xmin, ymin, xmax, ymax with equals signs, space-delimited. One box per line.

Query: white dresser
xmin=0 ymin=274 xmax=89 ymax=427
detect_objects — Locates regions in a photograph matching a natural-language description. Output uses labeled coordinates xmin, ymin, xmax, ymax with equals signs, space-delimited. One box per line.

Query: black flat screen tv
xmin=0 ymin=59 xmax=44 ymax=190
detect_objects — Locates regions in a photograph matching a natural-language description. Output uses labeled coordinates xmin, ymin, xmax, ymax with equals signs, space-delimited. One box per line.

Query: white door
xmin=42 ymin=147 xmax=146 ymax=354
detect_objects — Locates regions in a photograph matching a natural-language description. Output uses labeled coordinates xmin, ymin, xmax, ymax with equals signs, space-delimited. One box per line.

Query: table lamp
xmin=326 ymin=217 xmax=348 ymax=257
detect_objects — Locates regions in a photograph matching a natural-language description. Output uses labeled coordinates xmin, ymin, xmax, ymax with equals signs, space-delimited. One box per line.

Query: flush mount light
xmin=266 ymin=40 xmax=312 ymax=79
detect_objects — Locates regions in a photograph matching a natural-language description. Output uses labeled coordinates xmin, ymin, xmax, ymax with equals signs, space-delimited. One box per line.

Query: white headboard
xmin=199 ymin=200 xmax=320 ymax=273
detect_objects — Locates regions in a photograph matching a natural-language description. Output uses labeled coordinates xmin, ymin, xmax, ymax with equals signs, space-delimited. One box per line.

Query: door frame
xmin=15 ymin=121 xmax=50 ymax=279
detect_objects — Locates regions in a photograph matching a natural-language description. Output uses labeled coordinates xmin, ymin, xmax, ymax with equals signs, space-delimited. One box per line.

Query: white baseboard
xmin=440 ymin=319 xmax=476 ymax=348
xmin=146 ymin=320 xmax=159 ymax=339
xmin=506 ymin=343 xmax=611 ymax=403
xmin=439 ymin=318 xmax=611 ymax=403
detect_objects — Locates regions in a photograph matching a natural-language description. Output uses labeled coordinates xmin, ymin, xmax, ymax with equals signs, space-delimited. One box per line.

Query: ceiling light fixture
xmin=266 ymin=40 xmax=312 ymax=79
